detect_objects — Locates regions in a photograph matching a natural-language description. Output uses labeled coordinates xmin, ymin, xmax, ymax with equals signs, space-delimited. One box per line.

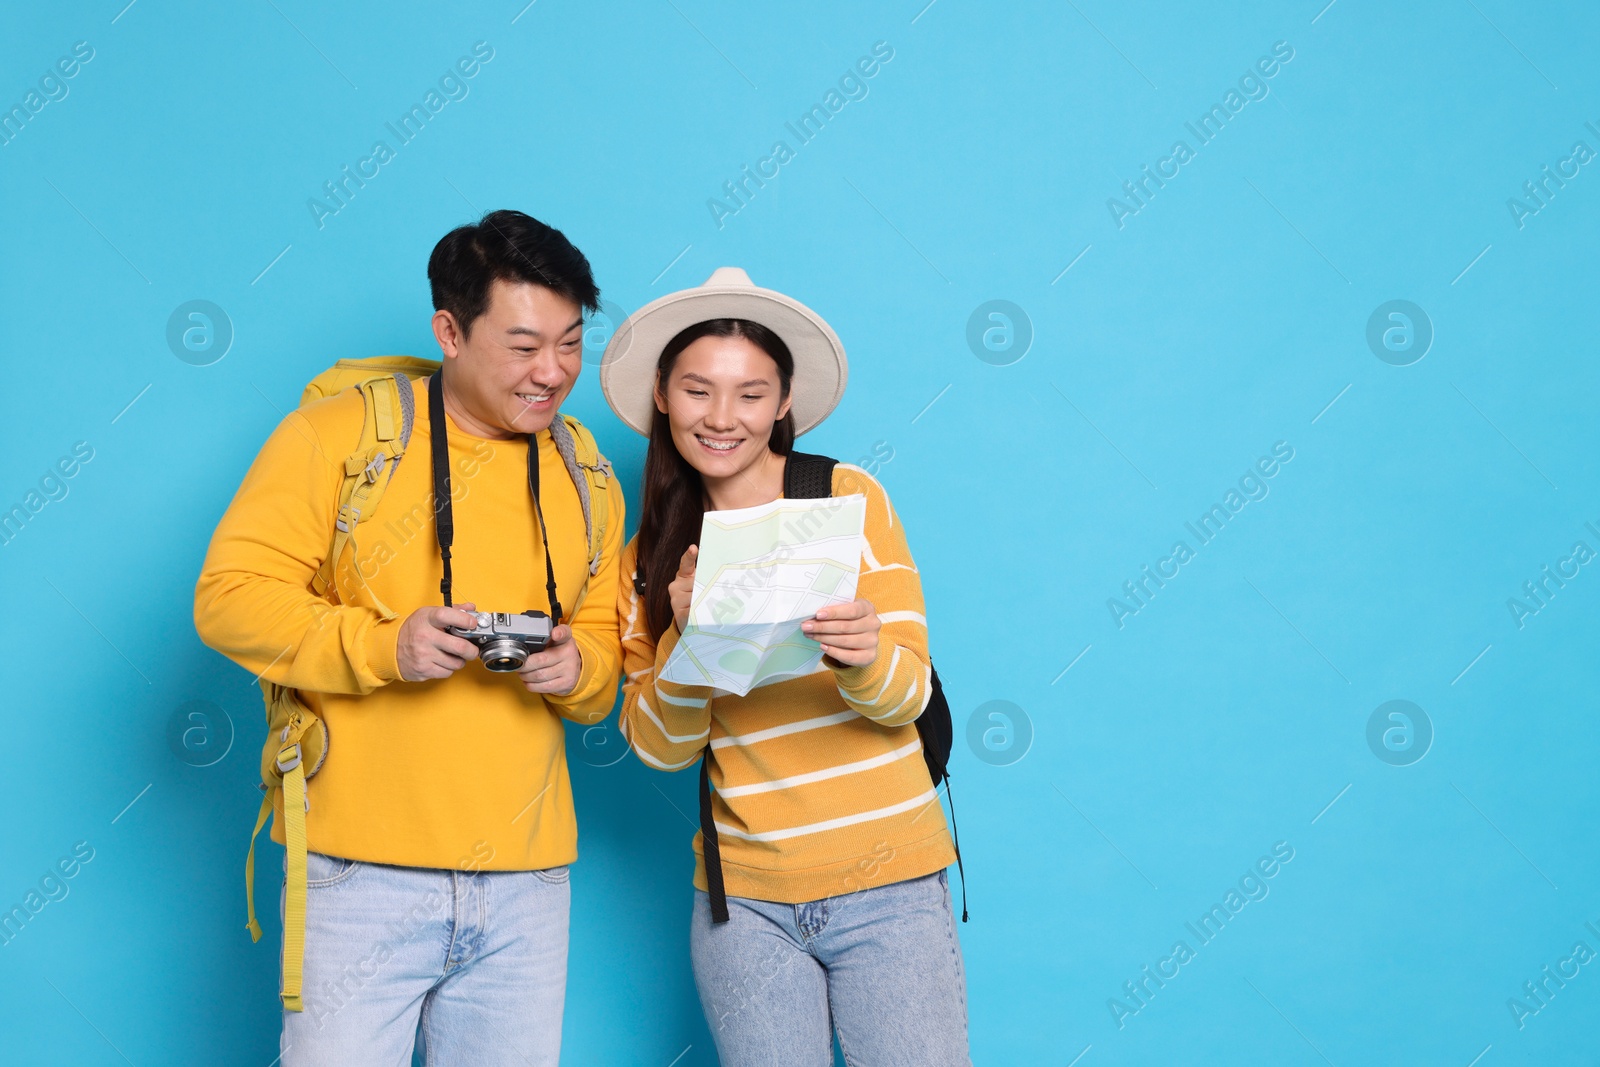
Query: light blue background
xmin=2 ymin=0 xmax=1597 ymax=1063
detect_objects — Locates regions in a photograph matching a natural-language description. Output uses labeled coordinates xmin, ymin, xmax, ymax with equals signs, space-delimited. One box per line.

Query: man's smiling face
xmin=433 ymin=277 xmax=584 ymax=439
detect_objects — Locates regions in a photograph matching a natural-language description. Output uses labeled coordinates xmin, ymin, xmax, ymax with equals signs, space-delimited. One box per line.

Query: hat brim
xmin=598 ymin=281 xmax=847 ymax=437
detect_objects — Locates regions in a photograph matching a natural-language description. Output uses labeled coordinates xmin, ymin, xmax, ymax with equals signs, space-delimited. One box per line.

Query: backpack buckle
xmin=276 ymin=743 xmax=303 ymax=774
xmin=335 ymin=503 xmax=360 ymax=533
xmin=362 ymin=451 xmax=387 ymax=484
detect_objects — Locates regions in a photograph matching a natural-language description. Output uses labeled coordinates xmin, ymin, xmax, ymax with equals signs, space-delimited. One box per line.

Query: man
xmin=194 ymin=210 xmax=624 ymax=1064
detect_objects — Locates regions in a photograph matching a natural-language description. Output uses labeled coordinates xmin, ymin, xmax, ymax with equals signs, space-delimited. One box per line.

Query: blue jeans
xmin=279 ymin=850 xmax=570 ymax=1066
xmin=690 ymin=870 xmax=971 ymax=1067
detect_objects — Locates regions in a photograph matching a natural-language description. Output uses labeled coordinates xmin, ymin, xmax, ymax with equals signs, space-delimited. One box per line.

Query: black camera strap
xmin=524 ymin=416 xmax=565 ymax=628
xmin=427 ymin=371 xmax=563 ymax=626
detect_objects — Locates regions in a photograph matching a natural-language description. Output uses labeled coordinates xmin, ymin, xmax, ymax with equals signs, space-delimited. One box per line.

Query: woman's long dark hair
xmin=637 ymin=318 xmax=796 ymax=639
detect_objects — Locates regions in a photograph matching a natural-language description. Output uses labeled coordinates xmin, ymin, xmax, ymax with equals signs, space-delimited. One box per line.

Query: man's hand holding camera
xmin=396 ymin=602 xmax=483 ymax=682
xmin=396 ymin=601 xmax=581 ymax=694
xmin=514 ymin=625 xmax=581 ymax=695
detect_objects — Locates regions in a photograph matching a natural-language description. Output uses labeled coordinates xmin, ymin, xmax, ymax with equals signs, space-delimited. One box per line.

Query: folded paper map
xmin=660 ymin=494 xmax=868 ymax=696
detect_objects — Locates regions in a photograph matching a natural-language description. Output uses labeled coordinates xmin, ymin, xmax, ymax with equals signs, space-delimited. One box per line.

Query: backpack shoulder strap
xmin=548 ymin=414 xmax=613 ymax=579
xmin=783 ymin=450 xmax=837 ymax=499
xmin=300 ymin=355 xmax=440 ymax=406
xmin=308 ymin=372 xmax=416 ymax=617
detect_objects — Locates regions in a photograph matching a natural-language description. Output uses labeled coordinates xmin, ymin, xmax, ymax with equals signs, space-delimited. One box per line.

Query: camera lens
xmin=479 ymin=638 xmax=528 ymax=672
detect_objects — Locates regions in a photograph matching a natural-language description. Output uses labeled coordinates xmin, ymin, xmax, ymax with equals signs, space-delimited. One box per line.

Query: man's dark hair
xmin=427 ymin=209 xmax=600 ymax=336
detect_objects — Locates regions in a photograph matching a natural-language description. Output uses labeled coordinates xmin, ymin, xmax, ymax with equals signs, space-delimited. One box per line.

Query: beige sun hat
xmin=598 ymin=267 xmax=848 ymax=437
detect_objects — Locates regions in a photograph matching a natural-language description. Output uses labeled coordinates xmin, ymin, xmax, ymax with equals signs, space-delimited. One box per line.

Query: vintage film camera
xmin=448 ymin=610 xmax=552 ymax=672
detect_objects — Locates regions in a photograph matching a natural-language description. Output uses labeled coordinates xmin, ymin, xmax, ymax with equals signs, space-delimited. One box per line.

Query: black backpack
xmin=698 ymin=451 xmax=967 ymax=923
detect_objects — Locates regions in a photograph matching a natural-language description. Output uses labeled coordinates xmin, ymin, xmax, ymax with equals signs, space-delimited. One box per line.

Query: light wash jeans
xmin=279 ymin=850 xmax=569 ymax=1066
xmin=690 ymin=869 xmax=971 ymax=1067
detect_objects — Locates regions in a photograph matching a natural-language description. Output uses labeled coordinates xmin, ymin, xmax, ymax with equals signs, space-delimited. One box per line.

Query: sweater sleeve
xmin=827 ymin=467 xmax=933 ymax=728
xmin=193 ymin=407 xmax=407 ymax=694
xmin=541 ymin=474 xmax=627 ymax=725
xmin=616 ymin=539 xmax=715 ymax=771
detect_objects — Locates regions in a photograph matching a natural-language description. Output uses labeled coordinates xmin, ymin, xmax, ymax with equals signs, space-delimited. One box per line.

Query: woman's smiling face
xmin=655 ymin=333 xmax=792 ymax=482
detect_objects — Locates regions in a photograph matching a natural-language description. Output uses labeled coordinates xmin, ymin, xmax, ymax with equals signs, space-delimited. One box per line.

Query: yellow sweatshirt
xmin=193 ymin=375 xmax=624 ymax=871
xmin=618 ymin=463 xmax=956 ymax=903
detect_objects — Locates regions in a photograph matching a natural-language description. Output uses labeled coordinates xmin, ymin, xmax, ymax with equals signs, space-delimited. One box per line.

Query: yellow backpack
xmin=244 ymin=356 xmax=614 ymax=1011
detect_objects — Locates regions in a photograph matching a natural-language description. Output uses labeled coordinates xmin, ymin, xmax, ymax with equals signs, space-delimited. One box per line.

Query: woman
xmin=599 ymin=268 xmax=970 ymax=1066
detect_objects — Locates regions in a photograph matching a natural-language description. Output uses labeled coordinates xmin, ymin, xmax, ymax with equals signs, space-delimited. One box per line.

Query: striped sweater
xmin=618 ymin=463 xmax=956 ymax=903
